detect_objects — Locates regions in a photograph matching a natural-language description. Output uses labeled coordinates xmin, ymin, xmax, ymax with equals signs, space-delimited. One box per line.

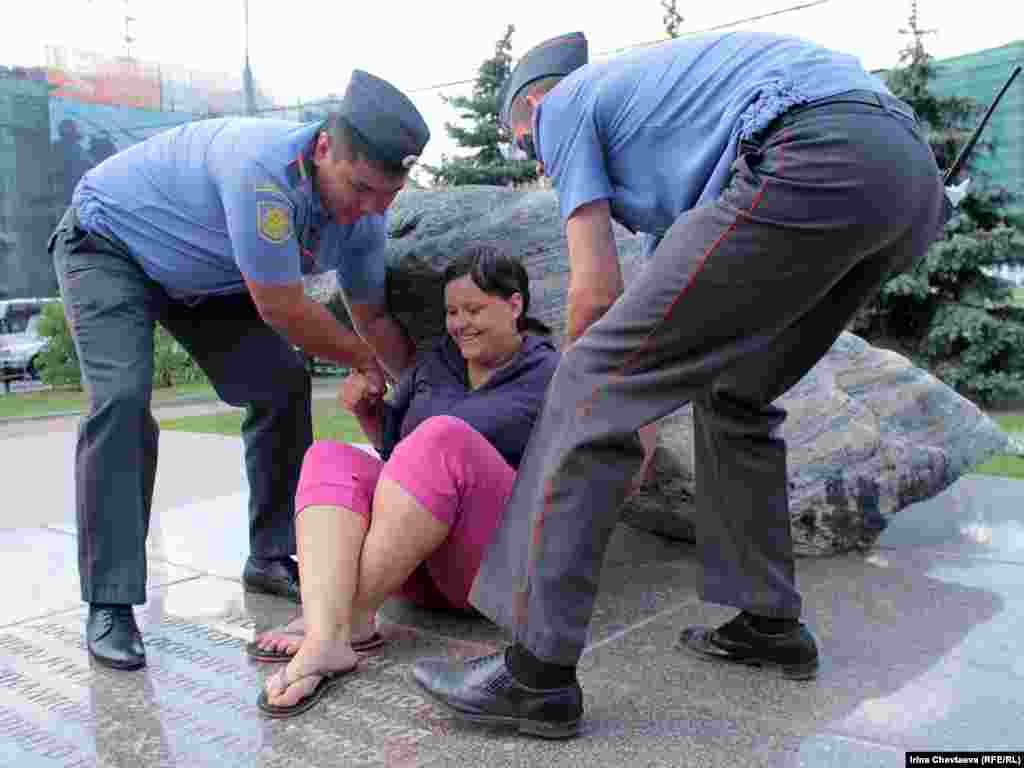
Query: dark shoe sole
xmin=88 ymin=648 xmax=146 ymax=671
xmin=411 ymin=671 xmax=580 ymax=739
xmin=677 ymin=628 xmax=818 ymax=680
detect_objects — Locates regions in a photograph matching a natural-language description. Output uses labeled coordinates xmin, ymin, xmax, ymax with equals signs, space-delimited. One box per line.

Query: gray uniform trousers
xmin=49 ymin=210 xmax=312 ymax=605
xmin=469 ymin=91 xmax=945 ymax=665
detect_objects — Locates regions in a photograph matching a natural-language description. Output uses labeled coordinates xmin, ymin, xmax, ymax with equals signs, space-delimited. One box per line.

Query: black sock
xmin=90 ymin=602 xmax=130 ymax=610
xmin=505 ymin=644 xmax=577 ymax=689
xmin=745 ymin=612 xmax=798 ymax=635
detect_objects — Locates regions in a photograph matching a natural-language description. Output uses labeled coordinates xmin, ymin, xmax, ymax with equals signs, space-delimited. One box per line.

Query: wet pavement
xmin=0 ymin=414 xmax=1022 ymax=766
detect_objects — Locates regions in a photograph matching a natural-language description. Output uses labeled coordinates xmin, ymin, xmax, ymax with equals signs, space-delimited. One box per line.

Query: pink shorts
xmin=295 ymin=416 xmax=516 ymax=611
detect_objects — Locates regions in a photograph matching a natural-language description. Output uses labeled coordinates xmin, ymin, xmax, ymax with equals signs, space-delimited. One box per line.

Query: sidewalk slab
xmin=875 ymin=473 xmax=1024 ymax=563
xmin=0 ymin=527 xmax=199 ymax=628
xmin=1 ymin=428 xmax=1023 ymax=766
xmin=5 ymin=430 xmax=247 ymax=531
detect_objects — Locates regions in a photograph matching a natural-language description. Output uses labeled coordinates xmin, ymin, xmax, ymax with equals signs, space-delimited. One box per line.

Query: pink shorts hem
xmin=294 ymin=484 xmax=372 ymax=521
xmin=295 ymin=441 xmax=383 ymax=521
xmin=378 ymin=465 xmax=455 ymax=528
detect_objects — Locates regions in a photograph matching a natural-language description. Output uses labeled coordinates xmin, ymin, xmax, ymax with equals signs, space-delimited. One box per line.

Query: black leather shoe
xmin=87 ymin=605 xmax=146 ymax=671
xmin=242 ymin=556 xmax=300 ymax=603
xmin=677 ymin=611 xmax=819 ymax=679
xmin=412 ymin=651 xmax=582 ymax=739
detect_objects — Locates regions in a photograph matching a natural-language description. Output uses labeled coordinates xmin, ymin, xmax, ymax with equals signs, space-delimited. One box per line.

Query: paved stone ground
xmin=1 ymin=409 xmax=1022 ymax=767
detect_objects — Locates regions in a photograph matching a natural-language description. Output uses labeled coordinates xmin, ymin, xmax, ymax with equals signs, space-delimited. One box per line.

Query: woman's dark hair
xmin=442 ymin=244 xmax=550 ymax=335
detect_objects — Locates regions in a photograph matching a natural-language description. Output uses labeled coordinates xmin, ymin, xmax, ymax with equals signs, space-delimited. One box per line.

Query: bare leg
xmin=351 ymin=475 xmax=449 ymax=629
xmin=253 ymin=479 xmax=441 ymax=656
xmin=264 ymin=504 xmax=364 ymax=707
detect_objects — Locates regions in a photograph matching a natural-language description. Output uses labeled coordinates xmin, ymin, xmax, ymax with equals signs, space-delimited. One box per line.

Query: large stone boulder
xmin=306 ymin=185 xmax=1012 ymax=555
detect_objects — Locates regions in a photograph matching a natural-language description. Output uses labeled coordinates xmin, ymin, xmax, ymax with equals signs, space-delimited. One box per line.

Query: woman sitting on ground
xmin=251 ymin=244 xmax=560 ymax=717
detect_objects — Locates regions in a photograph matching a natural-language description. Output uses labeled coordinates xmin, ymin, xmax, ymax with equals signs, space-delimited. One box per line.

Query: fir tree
xmin=853 ymin=1 xmax=1024 ymax=404
xmin=427 ymin=25 xmax=539 ymax=187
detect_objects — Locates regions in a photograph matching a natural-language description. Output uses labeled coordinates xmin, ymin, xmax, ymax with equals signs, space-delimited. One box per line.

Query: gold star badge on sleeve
xmin=257 ymin=201 xmax=292 ymax=244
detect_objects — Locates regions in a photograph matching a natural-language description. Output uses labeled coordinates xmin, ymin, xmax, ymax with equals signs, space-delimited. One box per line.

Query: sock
xmin=505 ymin=643 xmax=577 ymax=689
xmin=745 ymin=612 xmax=799 ymax=635
xmin=90 ymin=602 xmax=130 ymax=611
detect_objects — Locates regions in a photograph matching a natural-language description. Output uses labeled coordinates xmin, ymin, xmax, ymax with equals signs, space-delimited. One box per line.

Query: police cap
xmin=498 ymin=32 xmax=588 ymax=130
xmin=339 ymin=70 xmax=430 ymax=169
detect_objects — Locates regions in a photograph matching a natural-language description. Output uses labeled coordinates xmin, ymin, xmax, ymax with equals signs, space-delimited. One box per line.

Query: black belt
xmin=50 ymin=205 xmax=134 ymax=260
xmin=778 ymin=89 xmax=917 ymax=125
xmin=741 ymin=89 xmax=919 ymax=154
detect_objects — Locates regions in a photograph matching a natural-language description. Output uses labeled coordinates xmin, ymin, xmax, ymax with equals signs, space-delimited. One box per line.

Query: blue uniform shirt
xmin=535 ymin=31 xmax=890 ymax=245
xmin=73 ymin=118 xmax=387 ymax=303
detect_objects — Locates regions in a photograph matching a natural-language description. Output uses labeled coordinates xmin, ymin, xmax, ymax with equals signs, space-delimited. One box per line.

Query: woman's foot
xmin=253 ymin=612 xmax=379 ymax=656
xmin=263 ymin=636 xmax=360 ymax=708
xmin=252 ymin=613 xmax=306 ymax=656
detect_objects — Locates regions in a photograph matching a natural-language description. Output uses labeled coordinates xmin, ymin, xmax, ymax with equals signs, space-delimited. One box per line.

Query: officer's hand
xmin=339 ymin=370 xmax=382 ymax=414
xmin=350 ymin=347 xmax=386 ymax=395
xmin=357 ymin=359 xmax=387 ymax=398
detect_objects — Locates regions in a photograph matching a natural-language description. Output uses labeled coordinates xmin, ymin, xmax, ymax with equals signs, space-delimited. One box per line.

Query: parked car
xmin=298 ymin=348 xmax=347 ymax=378
xmin=0 ymin=298 xmax=59 ymax=383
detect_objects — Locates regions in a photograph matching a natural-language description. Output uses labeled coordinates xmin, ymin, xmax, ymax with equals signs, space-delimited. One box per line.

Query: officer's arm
xmin=565 ymin=199 xmax=657 ymax=492
xmin=346 ymin=298 xmax=414 ymax=382
xmin=245 ymin=279 xmax=378 ymax=372
xmin=564 ymin=199 xmax=624 ymax=344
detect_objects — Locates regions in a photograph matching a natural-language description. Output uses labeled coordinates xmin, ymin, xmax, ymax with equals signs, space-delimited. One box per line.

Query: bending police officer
xmin=49 ymin=71 xmax=429 ymax=671
xmin=413 ymin=30 xmax=944 ymax=738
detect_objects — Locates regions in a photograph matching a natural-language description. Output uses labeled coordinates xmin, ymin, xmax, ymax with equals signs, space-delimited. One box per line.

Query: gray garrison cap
xmin=340 ymin=70 xmax=430 ymax=169
xmin=498 ymin=31 xmax=588 ymax=130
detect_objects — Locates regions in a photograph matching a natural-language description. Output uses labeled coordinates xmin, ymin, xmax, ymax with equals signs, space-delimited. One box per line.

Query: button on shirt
xmin=73 ymin=118 xmax=387 ymax=303
xmin=535 ymin=31 xmax=891 ymax=248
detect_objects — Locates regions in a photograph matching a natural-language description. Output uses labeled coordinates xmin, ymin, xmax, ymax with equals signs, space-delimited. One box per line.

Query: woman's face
xmin=444 ymin=275 xmax=523 ymax=366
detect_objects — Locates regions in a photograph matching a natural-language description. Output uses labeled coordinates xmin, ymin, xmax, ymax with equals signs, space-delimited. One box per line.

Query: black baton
xmin=944 ymin=64 xmax=1022 ymax=184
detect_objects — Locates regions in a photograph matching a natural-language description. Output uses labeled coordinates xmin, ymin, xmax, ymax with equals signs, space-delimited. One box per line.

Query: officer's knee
xmin=703 ymin=386 xmax=785 ymax=437
xmin=88 ymin=382 xmax=151 ymax=419
xmin=228 ymin=350 xmax=310 ymax=408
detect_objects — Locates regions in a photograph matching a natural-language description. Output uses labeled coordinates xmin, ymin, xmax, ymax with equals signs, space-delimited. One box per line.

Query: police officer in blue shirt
xmin=48 ymin=70 xmax=429 ymax=671
xmin=413 ymin=31 xmax=944 ymax=737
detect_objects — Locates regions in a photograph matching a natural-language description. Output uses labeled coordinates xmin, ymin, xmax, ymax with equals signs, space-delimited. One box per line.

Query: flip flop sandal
xmin=352 ymin=631 xmax=387 ymax=653
xmin=247 ymin=630 xmax=387 ymax=662
xmin=256 ymin=665 xmax=355 ymax=718
xmin=246 ymin=631 xmax=304 ymax=662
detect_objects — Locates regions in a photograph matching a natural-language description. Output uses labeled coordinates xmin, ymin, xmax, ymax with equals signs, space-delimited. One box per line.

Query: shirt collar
xmin=286 ymin=123 xmax=327 ymax=218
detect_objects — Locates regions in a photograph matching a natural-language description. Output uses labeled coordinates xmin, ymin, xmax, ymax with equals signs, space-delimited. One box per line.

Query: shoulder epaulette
xmin=286 ymin=150 xmax=313 ymax=188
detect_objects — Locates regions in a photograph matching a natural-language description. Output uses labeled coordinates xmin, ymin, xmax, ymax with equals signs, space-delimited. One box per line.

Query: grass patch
xmin=1014 ymin=287 xmax=1024 ymax=307
xmin=0 ymin=381 xmax=215 ymax=420
xmin=989 ymin=412 xmax=1024 ymax=434
xmin=971 ymin=411 xmax=1024 ymax=480
xmin=972 ymin=454 xmax=1024 ymax=480
xmin=0 ymin=388 xmax=87 ymax=419
xmin=160 ymin=399 xmax=367 ymax=443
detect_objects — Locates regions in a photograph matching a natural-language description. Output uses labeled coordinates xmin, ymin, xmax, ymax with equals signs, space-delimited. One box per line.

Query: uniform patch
xmin=257 ymin=201 xmax=292 ymax=244
xmin=254 ymin=181 xmax=285 ymax=197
